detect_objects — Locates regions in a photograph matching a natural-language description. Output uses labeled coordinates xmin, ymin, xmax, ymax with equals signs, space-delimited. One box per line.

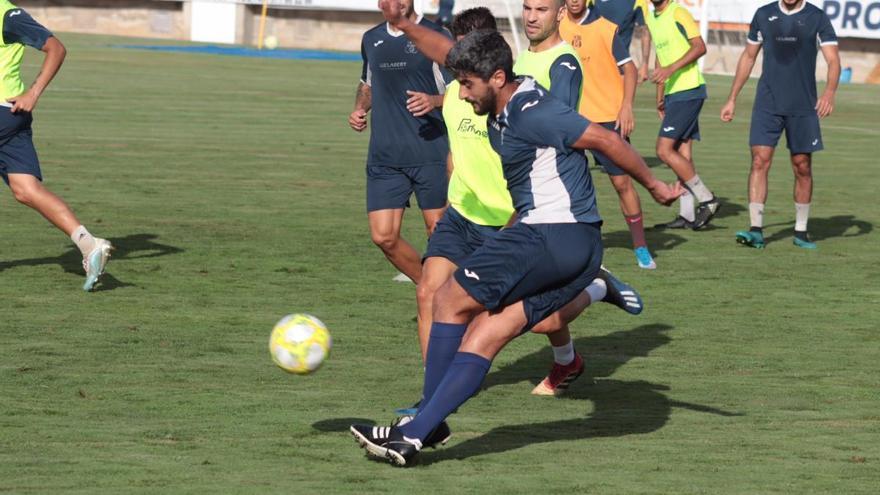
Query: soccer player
xmin=720 ymin=0 xmax=840 ymax=249
xmin=584 ymin=0 xmax=653 ymax=82
xmin=644 ymin=0 xmax=720 ymax=230
xmin=352 ymin=17 xmax=681 ymax=467
xmin=560 ymin=0 xmax=656 ymax=269
xmin=513 ymin=0 xmax=582 ymax=110
xmin=350 ymin=0 xmax=450 ymax=284
xmin=0 ymin=3 xmax=111 ymax=291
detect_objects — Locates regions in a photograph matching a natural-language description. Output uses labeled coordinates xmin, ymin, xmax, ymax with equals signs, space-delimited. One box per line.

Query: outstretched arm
xmin=719 ymin=42 xmax=760 ymax=122
xmin=8 ymin=36 xmax=65 ymax=113
xmin=378 ymin=0 xmax=455 ymax=66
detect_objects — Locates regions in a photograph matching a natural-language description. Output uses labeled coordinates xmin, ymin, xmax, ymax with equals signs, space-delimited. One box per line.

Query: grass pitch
xmin=0 ymin=34 xmax=877 ymax=494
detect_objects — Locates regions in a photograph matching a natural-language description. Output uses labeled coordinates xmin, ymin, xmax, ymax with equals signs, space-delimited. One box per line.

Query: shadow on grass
xmin=312 ymin=418 xmax=376 ymax=432
xmin=0 ymin=233 xmax=184 ymax=291
xmin=762 ymin=215 xmax=873 ymax=244
xmin=412 ymin=324 xmax=740 ymax=465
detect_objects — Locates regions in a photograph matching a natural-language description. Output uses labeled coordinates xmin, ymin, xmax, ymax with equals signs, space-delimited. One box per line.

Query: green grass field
xmin=0 ymin=33 xmax=877 ymax=493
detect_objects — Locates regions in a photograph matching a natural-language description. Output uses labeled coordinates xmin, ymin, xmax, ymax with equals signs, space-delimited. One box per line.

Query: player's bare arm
xmin=349 ymin=81 xmax=371 ymax=132
xmin=651 ymin=36 xmax=706 ymax=84
xmin=572 ymin=125 xmax=682 ymax=205
xmin=720 ymin=42 xmax=761 ymax=122
xmin=638 ymin=25 xmax=651 ymax=83
xmin=655 ymin=58 xmax=665 ymax=119
xmin=406 ymin=90 xmax=443 ymax=117
xmin=378 ymin=0 xmax=454 ymax=66
xmin=816 ymin=43 xmax=841 ymax=118
xmin=8 ymin=36 xmax=65 ymax=113
xmin=616 ymin=61 xmax=637 ymax=137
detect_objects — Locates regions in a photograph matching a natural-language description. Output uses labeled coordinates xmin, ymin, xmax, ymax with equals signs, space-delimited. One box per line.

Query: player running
xmin=560 ymin=0 xmax=656 ymax=269
xmin=0 ymin=2 xmax=111 ymax=291
xmin=644 ymin=0 xmax=720 ymax=230
xmin=720 ymin=0 xmax=840 ymax=249
xmin=350 ymin=0 xmax=450 ymax=284
xmin=351 ymin=14 xmax=681 ymax=466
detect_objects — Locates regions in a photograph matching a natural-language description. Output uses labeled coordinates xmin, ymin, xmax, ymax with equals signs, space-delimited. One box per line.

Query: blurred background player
xmin=560 ymin=0 xmax=656 ymax=270
xmin=585 ymin=0 xmax=653 ymax=82
xmin=645 ymin=0 xmax=720 ymax=230
xmin=720 ymin=0 xmax=840 ymax=250
xmin=349 ymin=0 xmax=450 ymax=284
xmin=0 ymin=2 xmax=111 ymax=291
xmin=514 ymin=0 xmax=583 ymax=110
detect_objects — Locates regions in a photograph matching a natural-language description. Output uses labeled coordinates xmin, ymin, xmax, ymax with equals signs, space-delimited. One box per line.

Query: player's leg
xmin=410 ymin=163 xmax=448 ymax=238
xmin=656 ymin=98 xmax=718 ymax=229
xmin=654 ymin=139 xmax=696 ymax=229
xmin=367 ymin=208 xmax=423 ymax=282
xmin=737 ymin=108 xmax=785 ymax=248
xmin=784 ymin=113 xmax=823 ymax=249
xmin=416 ymin=257 xmax=458 ymax=361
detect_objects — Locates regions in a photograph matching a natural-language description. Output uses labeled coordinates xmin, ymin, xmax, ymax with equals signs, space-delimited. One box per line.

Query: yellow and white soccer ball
xmin=269 ymin=314 xmax=331 ymax=374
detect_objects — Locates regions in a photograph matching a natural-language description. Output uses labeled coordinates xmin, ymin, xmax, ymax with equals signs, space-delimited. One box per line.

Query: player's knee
xmin=791 ymin=157 xmax=812 ymax=177
xmin=530 ymin=314 xmax=563 ymax=334
xmin=9 ymin=180 xmax=38 ymax=206
xmin=416 ymin=280 xmax=438 ymax=306
xmin=370 ymin=231 xmax=398 ymax=252
xmin=751 ymin=154 xmax=772 ymax=173
xmin=611 ymin=175 xmax=634 ymax=195
xmin=655 ymin=142 xmax=673 ymax=163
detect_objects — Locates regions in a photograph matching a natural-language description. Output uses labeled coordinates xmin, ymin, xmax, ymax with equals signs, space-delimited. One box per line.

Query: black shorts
xmin=366 ymin=164 xmax=448 ymax=212
xmin=0 ymin=109 xmax=41 ymax=185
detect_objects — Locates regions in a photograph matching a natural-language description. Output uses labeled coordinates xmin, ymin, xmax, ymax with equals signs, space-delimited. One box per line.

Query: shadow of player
xmin=762 ymin=215 xmax=873 ymax=244
xmin=0 ymin=233 xmax=184 ymax=291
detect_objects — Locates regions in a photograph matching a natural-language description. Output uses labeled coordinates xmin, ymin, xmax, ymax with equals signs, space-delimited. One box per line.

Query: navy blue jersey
xmin=488 ymin=78 xmax=600 ymax=225
xmin=587 ymin=0 xmax=645 ymax=48
xmin=748 ymin=1 xmax=837 ymax=116
xmin=360 ymin=18 xmax=451 ymax=168
xmin=2 ymin=8 xmax=52 ymax=49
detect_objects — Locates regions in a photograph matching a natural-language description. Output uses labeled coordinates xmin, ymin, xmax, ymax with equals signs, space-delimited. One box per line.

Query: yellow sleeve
xmin=673 ymin=7 xmax=701 ymax=39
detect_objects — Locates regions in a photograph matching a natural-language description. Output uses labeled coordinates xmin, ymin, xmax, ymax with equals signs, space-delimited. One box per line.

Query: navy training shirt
xmin=488 ymin=78 xmax=601 ymax=225
xmin=360 ymin=17 xmax=451 ymax=168
xmin=748 ymin=1 xmax=837 ymax=116
xmin=2 ymin=8 xmax=53 ymax=49
xmin=587 ymin=0 xmax=645 ymax=48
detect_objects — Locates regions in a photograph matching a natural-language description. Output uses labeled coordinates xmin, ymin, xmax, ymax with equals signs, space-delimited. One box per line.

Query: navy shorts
xmin=454 ymin=221 xmax=603 ymax=328
xmin=366 ymin=164 xmax=448 ymax=212
xmin=591 ymin=121 xmax=630 ymax=176
xmin=423 ymin=206 xmax=501 ymax=266
xmin=749 ymin=107 xmax=823 ymax=154
xmin=659 ymin=98 xmax=703 ymax=142
xmin=0 ymin=110 xmax=41 ymax=185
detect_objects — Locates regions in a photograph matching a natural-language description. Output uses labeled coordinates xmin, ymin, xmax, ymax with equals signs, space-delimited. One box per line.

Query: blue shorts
xmin=659 ymin=98 xmax=703 ymax=142
xmin=0 ymin=110 xmax=41 ymax=185
xmin=423 ymin=206 xmax=501 ymax=266
xmin=749 ymin=107 xmax=823 ymax=154
xmin=454 ymin=221 xmax=603 ymax=328
xmin=591 ymin=121 xmax=630 ymax=176
xmin=366 ymin=164 xmax=448 ymax=212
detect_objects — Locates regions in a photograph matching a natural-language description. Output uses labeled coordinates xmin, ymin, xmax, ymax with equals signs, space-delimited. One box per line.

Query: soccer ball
xmin=263 ymin=35 xmax=279 ymax=50
xmin=269 ymin=314 xmax=331 ymax=374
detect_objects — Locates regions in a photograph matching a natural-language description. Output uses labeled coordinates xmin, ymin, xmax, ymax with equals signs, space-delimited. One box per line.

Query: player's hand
xmin=406 ymin=90 xmax=435 ymax=117
xmin=378 ymin=0 xmax=406 ymax=28
xmin=648 ymin=179 xmax=684 ymax=206
xmin=7 ymin=90 xmax=39 ymax=113
xmin=615 ymin=105 xmax=635 ymax=137
xmin=816 ymin=91 xmax=835 ymax=118
xmin=349 ymin=109 xmax=368 ymax=132
xmin=651 ymin=65 xmax=675 ymax=84
xmin=638 ymin=64 xmax=649 ymax=84
xmin=720 ymin=100 xmax=736 ymax=122
xmin=656 ymin=99 xmax=665 ymax=120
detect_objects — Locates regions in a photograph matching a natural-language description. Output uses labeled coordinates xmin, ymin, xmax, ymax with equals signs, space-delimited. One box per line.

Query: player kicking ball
xmin=0 ymin=3 xmax=111 ymax=290
xmin=720 ymin=0 xmax=839 ymax=249
xmin=350 ymin=18 xmax=680 ymax=466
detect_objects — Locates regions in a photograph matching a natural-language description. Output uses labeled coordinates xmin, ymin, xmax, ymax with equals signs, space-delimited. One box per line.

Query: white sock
xmin=685 ymin=174 xmax=713 ymax=203
xmin=70 ymin=225 xmax=97 ymax=256
xmin=552 ymin=342 xmax=575 ymax=366
xmin=585 ymin=278 xmax=607 ymax=304
xmin=795 ymin=202 xmax=810 ymax=232
xmin=679 ymin=191 xmax=695 ymax=222
xmin=749 ymin=202 xmax=765 ymax=229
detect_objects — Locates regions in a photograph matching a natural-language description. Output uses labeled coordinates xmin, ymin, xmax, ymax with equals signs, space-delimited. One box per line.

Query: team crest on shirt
xmin=405 ymin=41 xmax=418 ymax=54
xmin=571 ymin=35 xmax=582 ymax=48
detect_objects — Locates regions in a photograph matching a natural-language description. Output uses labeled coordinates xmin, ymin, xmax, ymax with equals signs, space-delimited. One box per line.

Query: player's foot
xmin=597 ymin=268 xmax=643 ymax=315
xmin=384 ymin=427 xmax=421 ymax=467
xmin=392 ymin=272 xmax=413 ymax=283
xmin=692 ymin=196 xmax=721 ymax=230
xmin=735 ymin=230 xmax=765 ymax=249
xmin=350 ymin=424 xmax=421 ymax=466
xmin=654 ymin=215 xmax=694 ymax=229
xmin=394 ymin=415 xmax=451 ymax=448
xmin=793 ymin=231 xmax=817 ymax=249
xmin=82 ymin=238 xmax=113 ymax=292
xmin=634 ymin=246 xmax=656 ymax=270
xmin=531 ymin=353 xmax=585 ymax=396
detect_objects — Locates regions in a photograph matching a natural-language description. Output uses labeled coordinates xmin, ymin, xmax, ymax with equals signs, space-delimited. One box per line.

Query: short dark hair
xmin=450 ymin=7 xmax=497 ymax=38
xmin=445 ymin=30 xmax=514 ymax=82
